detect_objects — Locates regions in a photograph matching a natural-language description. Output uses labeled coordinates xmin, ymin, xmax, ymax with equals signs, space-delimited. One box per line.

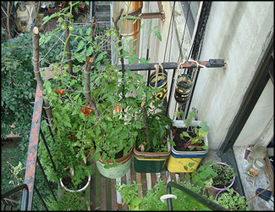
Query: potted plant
xmin=174 ymin=73 xmax=193 ymax=104
xmin=184 ymin=160 xmax=236 ymax=196
xmin=210 ymin=161 xmax=236 ymax=193
xmin=149 ymin=67 xmax=168 ymax=101
xmin=167 ymin=109 xmax=210 ymax=173
xmin=38 ymin=119 xmax=94 ymax=192
xmin=116 ymin=180 xmax=211 ymax=211
xmin=213 ymin=187 xmax=251 ymax=211
xmin=133 ymin=97 xmax=174 ymax=173
xmin=36 ymin=1 xmax=162 ymax=179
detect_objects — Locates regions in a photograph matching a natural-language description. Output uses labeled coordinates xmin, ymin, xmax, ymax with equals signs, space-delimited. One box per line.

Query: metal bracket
xmin=125 ymin=1 xmax=165 ymax=22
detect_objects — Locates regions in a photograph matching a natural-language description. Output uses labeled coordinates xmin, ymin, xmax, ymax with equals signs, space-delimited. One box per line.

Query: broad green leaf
xmin=76 ymin=41 xmax=85 ymax=52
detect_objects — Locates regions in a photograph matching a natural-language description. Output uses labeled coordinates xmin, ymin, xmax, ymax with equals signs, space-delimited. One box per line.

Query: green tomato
xmin=69 ymin=24 xmax=75 ymax=31
xmin=106 ymin=31 xmax=111 ymax=37
xmin=58 ymin=17 xmax=64 ymax=23
xmin=103 ymin=74 xmax=108 ymax=79
xmin=111 ymin=76 xmax=116 ymax=80
xmin=66 ymin=13 xmax=73 ymax=19
xmin=64 ymin=64 xmax=70 ymax=70
xmin=61 ymin=23 xmax=67 ymax=30
xmin=112 ymin=31 xmax=118 ymax=37
xmin=53 ymin=74 xmax=59 ymax=80
xmin=114 ymin=67 xmax=119 ymax=73
xmin=62 ymin=72 xmax=69 ymax=77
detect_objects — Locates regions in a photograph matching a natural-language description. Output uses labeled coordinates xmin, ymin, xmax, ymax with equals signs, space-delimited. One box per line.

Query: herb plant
xmin=212 ymin=188 xmax=251 ymax=211
xmin=116 ymin=180 xmax=211 ymax=211
xmin=135 ymin=99 xmax=174 ymax=153
xmin=174 ymin=109 xmax=210 ymax=151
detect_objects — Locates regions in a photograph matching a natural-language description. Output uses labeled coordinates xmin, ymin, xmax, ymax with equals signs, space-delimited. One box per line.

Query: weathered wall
xmin=188 ymin=2 xmax=274 ymax=148
xmin=138 ymin=2 xmax=273 ymax=149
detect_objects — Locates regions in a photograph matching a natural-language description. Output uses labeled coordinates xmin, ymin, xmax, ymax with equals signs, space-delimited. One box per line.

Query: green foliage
xmin=38 ymin=1 xmax=165 ymax=171
xmin=116 ymin=180 xmax=211 ymax=211
xmin=1 ymin=146 xmax=55 ymax=211
xmin=210 ymin=161 xmax=236 ymax=189
xmin=176 ymin=109 xmax=210 ymax=151
xmin=1 ymin=33 xmax=36 ymax=143
xmin=213 ymin=188 xmax=251 ymax=211
xmin=135 ymin=98 xmax=174 ymax=152
xmin=45 ymin=191 xmax=91 ymax=211
xmin=185 ymin=160 xmax=236 ymax=194
xmin=39 ymin=119 xmax=94 ymax=188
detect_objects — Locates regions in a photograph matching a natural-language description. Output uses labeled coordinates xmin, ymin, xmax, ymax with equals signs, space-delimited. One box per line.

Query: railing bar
xmin=166 ymin=68 xmax=176 ymax=117
xmin=39 ymin=129 xmax=57 ymax=172
xmin=22 ymin=85 xmax=43 ymax=211
xmin=36 ymin=156 xmax=57 ymax=202
xmin=34 ymin=184 xmax=49 ymax=211
xmin=147 ymin=69 xmax=151 ymax=87
xmin=42 ymin=108 xmax=56 ymax=143
xmin=1 ymin=184 xmax=29 ymax=211
xmin=166 ymin=181 xmax=229 ymax=211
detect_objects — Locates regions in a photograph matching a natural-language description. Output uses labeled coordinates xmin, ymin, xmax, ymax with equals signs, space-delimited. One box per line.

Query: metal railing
xmin=1 ymin=184 xmax=29 ymax=211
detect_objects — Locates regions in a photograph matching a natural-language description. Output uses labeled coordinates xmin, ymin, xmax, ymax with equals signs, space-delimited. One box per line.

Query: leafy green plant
xmin=116 ymin=180 xmax=211 ymax=211
xmin=210 ymin=161 xmax=236 ymax=189
xmin=135 ymin=99 xmax=175 ymax=153
xmin=45 ymin=190 xmax=91 ymax=211
xmin=185 ymin=160 xmax=236 ymax=195
xmin=38 ymin=119 xmax=94 ymax=190
xmin=174 ymin=109 xmax=210 ymax=151
xmin=37 ymin=1 xmax=163 ymax=173
xmin=212 ymin=188 xmax=251 ymax=211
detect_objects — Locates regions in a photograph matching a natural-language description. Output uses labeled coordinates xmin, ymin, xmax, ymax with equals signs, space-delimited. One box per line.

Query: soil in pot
xmin=173 ymin=127 xmax=206 ymax=151
xmin=135 ymin=128 xmax=167 ymax=152
xmin=62 ymin=175 xmax=88 ymax=191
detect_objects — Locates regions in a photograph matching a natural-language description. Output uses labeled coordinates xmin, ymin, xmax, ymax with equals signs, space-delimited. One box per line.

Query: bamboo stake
xmin=141 ymin=102 xmax=150 ymax=149
xmin=32 ymin=26 xmax=54 ymax=127
xmin=112 ymin=8 xmax=125 ymax=99
xmin=64 ymin=16 xmax=73 ymax=75
xmin=84 ymin=56 xmax=100 ymax=119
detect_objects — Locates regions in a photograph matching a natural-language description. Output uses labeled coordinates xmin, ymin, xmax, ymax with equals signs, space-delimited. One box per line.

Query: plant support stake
xmin=32 ymin=26 xmax=54 ymax=127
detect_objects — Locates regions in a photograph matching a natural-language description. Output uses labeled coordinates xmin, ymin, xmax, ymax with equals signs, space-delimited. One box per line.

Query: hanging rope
xmin=177 ymin=1 xmax=191 ymax=63
xmin=163 ymin=1 xmax=176 ymax=63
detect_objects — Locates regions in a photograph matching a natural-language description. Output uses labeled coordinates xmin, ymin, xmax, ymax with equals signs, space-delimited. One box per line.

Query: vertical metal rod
xmin=36 ymin=156 xmax=57 ymax=202
xmin=165 ymin=68 xmax=176 ymax=117
xmin=34 ymin=184 xmax=49 ymax=211
xmin=42 ymin=108 xmax=56 ymax=143
xmin=39 ymin=129 xmax=57 ymax=172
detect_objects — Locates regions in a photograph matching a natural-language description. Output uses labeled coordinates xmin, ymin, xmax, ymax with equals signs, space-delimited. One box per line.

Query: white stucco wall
xmin=188 ymin=2 xmax=274 ymax=149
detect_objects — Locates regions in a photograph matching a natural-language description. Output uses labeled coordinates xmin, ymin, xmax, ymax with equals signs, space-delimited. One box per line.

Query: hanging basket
xmin=149 ymin=69 xmax=168 ymax=100
xmin=174 ymin=74 xmax=193 ymax=104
